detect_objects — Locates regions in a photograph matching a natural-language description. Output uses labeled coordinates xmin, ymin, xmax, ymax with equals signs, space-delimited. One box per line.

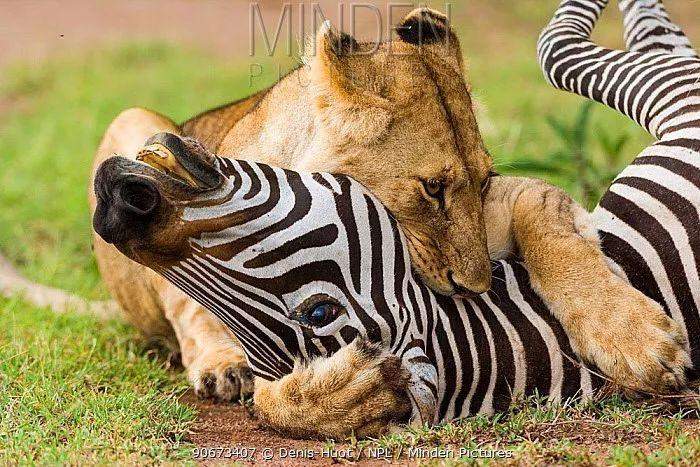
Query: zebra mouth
xmin=137 ymin=143 xmax=201 ymax=188
xmin=135 ymin=133 xmax=223 ymax=191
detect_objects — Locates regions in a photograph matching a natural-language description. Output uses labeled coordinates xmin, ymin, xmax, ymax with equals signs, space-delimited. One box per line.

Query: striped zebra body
xmin=538 ymin=0 xmax=700 ymax=366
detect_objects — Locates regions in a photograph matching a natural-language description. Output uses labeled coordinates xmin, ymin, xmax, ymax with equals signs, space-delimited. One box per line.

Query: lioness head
xmin=301 ymin=8 xmax=493 ymax=296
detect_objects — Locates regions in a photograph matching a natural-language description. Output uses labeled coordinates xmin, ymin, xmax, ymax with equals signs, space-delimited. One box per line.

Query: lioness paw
xmin=254 ymin=339 xmax=412 ymax=439
xmin=188 ymin=345 xmax=254 ymax=402
xmin=574 ymin=281 xmax=691 ymax=393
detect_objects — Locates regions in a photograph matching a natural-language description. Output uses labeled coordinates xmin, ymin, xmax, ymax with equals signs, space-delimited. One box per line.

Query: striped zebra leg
xmin=537 ymin=0 xmax=700 ymax=140
xmin=618 ymin=0 xmax=697 ymax=58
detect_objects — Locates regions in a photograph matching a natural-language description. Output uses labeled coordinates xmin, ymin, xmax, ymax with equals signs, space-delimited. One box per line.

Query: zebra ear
xmin=396 ymin=8 xmax=463 ymax=74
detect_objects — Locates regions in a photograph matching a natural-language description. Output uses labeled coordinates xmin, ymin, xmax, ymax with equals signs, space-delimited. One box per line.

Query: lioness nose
xmin=448 ymin=271 xmax=490 ymax=298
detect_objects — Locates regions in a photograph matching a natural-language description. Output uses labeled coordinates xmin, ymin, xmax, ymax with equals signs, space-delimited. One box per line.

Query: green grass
xmin=342 ymin=396 xmax=700 ymax=465
xmin=0 ymin=43 xmax=282 ymax=463
xmin=0 ymin=6 xmax=697 ymax=461
xmin=0 ymin=297 xmax=195 ymax=464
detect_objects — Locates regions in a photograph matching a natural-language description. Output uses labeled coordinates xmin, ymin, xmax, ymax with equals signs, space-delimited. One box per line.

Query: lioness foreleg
xmin=160 ymin=285 xmax=254 ymax=400
xmin=483 ymin=176 xmax=691 ymax=393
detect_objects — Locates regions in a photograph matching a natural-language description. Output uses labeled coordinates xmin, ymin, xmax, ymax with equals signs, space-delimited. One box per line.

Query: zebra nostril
xmin=118 ymin=179 xmax=160 ymax=217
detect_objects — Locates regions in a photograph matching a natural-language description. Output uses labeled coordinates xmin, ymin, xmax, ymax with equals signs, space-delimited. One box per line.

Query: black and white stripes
xmin=133 ymin=0 xmax=698 ymax=423
xmin=619 ymin=0 xmax=697 ymax=58
xmin=157 ymin=155 xmax=602 ymax=422
xmin=538 ymin=0 xmax=700 ymax=367
xmin=538 ymin=0 xmax=699 ymax=140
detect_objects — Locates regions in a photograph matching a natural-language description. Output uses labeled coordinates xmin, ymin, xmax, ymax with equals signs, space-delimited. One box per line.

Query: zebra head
xmin=93 ymin=133 xmax=429 ymax=383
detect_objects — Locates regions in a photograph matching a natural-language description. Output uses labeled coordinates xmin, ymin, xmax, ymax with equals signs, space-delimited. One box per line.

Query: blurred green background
xmin=0 ymin=0 xmax=697 ymax=463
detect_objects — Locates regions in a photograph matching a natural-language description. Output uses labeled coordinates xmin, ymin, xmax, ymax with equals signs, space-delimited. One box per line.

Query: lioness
xmin=90 ymin=8 xmax=687 ymax=407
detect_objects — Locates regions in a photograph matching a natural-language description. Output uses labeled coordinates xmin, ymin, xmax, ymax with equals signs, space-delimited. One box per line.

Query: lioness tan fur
xmin=82 ymin=8 xmax=688 ymax=436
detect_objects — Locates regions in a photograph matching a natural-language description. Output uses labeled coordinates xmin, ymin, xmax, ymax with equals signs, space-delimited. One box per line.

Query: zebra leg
xmin=253 ymin=339 xmax=412 ymax=439
xmin=538 ymin=0 xmax=700 ymax=139
xmin=618 ymin=0 xmax=697 ymax=57
xmin=91 ymin=108 xmax=253 ymax=401
xmin=484 ymin=176 xmax=690 ymax=392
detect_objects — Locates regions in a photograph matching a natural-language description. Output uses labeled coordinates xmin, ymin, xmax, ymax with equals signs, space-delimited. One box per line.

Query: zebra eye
xmin=293 ymin=295 xmax=346 ymax=329
xmin=305 ymin=302 xmax=342 ymax=327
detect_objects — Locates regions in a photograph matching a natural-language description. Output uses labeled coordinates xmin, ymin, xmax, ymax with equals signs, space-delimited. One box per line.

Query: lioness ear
xmin=314 ymin=20 xmax=358 ymax=61
xmin=396 ymin=8 xmax=463 ymax=73
xmin=307 ymin=21 xmax=360 ymax=102
xmin=307 ymin=22 xmax=392 ymax=144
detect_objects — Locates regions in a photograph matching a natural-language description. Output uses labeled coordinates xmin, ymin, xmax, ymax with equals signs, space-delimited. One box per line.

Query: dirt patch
xmin=0 ymin=0 xmax=245 ymax=68
xmin=182 ymin=391 xmax=403 ymax=466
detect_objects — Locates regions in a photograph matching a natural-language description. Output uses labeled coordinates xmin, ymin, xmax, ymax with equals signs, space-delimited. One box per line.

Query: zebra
xmin=91 ymin=0 xmax=699 ymax=426
xmin=538 ymin=0 xmax=700 ymax=367
xmin=93 ymin=134 xmax=604 ymax=424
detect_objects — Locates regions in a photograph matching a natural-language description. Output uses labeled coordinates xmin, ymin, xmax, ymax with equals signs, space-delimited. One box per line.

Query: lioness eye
xmin=423 ymin=179 xmax=445 ymax=201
